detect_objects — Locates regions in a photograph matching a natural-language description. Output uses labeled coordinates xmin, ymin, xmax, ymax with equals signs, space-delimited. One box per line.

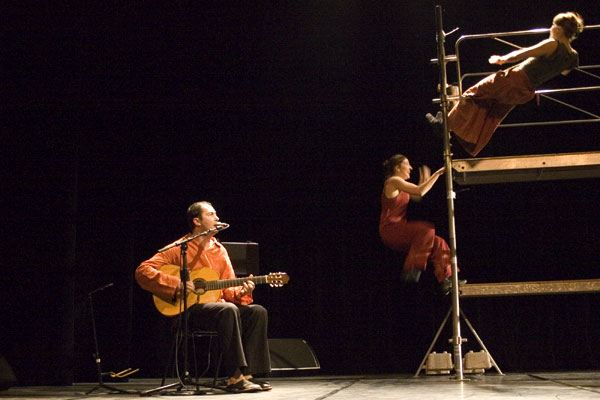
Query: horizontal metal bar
xmin=457 ymin=28 xmax=549 ymax=44
xmin=456 ymin=24 xmax=600 ymax=45
xmin=500 ymin=118 xmax=600 ymax=128
xmin=431 ymin=95 xmax=460 ymax=104
xmin=430 ymin=55 xmax=457 ymax=65
xmin=460 ymin=72 xmax=600 ymax=84
xmin=452 ymin=151 xmax=600 ymax=185
xmin=460 ymin=279 xmax=600 ymax=297
xmin=536 ymin=86 xmax=600 ymax=94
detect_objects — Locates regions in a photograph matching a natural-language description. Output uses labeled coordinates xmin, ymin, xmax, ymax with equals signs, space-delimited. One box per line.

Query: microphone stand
xmin=86 ymin=283 xmax=138 ymax=395
xmin=141 ymin=224 xmax=229 ymax=397
xmin=156 ymin=224 xmax=229 ymax=253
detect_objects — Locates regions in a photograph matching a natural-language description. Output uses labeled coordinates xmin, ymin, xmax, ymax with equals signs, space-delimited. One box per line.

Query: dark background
xmin=2 ymin=0 xmax=599 ymax=385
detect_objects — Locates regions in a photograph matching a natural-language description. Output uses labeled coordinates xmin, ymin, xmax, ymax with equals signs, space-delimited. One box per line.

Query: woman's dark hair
xmin=382 ymin=154 xmax=406 ymax=179
xmin=554 ymin=12 xmax=584 ymax=41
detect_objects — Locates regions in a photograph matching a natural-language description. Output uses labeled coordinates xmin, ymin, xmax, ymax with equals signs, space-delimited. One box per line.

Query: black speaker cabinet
xmin=222 ymin=241 xmax=259 ymax=275
xmin=268 ymin=339 xmax=320 ymax=371
xmin=0 ymin=354 xmax=16 ymax=391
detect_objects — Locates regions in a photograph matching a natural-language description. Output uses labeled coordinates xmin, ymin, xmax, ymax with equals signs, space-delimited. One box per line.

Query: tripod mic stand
xmin=86 ymin=283 xmax=138 ymax=395
xmin=142 ymin=225 xmax=228 ymax=397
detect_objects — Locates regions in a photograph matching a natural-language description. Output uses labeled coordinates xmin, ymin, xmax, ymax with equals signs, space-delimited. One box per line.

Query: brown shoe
xmin=223 ymin=379 xmax=261 ymax=393
xmin=248 ymin=378 xmax=272 ymax=391
xmin=425 ymin=111 xmax=444 ymax=139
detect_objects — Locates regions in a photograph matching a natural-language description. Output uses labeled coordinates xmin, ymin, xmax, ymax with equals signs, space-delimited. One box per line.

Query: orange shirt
xmin=135 ymin=236 xmax=253 ymax=306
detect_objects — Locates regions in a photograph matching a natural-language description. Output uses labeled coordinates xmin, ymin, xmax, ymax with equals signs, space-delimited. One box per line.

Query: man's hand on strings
xmin=175 ymin=280 xmax=196 ymax=298
xmin=240 ymin=275 xmax=255 ymax=297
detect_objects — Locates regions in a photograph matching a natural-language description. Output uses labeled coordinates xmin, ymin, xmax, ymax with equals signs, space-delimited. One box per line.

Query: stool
xmin=161 ymin=329 xmax=223 ymax=388
xmin=190 ymin=330 xmax=223 ymax=388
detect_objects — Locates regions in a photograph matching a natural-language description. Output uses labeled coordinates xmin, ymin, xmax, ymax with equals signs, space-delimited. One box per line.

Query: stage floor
xmin=2 ymin=372 xmax=600 ymax=399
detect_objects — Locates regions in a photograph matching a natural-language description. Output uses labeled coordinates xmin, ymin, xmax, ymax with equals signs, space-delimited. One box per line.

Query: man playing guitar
xmin=135 ymin=201 xmax=273 ymax=393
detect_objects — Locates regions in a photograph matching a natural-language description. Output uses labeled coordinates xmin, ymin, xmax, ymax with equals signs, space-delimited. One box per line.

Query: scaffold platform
xmin=460 ymin=279 xmax=600 ymax=297
xmin=452 ymin=151 xmax=600 ymax=185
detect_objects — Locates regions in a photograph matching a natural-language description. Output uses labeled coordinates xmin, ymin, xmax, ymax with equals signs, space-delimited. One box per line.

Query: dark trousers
xmin=188 ymin=302 xmax=271 ymax=377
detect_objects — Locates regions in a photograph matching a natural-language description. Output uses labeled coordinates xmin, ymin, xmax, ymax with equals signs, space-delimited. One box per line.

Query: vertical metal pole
xmin=434 ymin=4 xmax=464 ymax=380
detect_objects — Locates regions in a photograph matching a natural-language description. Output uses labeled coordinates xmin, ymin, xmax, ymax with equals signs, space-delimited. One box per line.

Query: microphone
xmin=158 ymin=222 xmax=231 ymax=252
xmin=215 ymin=222 xmax=230 ymax=230
xmin=89 ymin=282 xmax=114 ymax=296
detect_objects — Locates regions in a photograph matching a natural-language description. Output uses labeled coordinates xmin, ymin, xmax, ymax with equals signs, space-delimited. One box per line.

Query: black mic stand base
xmin=86 ymin=382 xmax=139 ymax=396
xmin=86 ymin=285 xmax=139 ymax=396
xmin=86 ymin=361 xmax=139 ymax=395
xmin=140 ymin=378 xmax=213 ymax=397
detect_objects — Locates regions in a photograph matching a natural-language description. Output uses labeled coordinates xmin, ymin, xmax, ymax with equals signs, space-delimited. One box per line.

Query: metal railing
xmin=453 ymin=25 xmax=600 ymax=128
xmin=428 ymin=9 xmax=600 ymax=381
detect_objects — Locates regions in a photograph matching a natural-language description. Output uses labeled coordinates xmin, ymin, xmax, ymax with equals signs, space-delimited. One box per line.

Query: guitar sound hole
xmin=193 ymin=279 xmax=207 ymax=295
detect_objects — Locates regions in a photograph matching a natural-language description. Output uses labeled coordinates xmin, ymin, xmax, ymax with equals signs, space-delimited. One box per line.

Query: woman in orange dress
xmin=428 ymin=12 xmax=584 ymax=156
xmin=379 ymin=154 xmax=453 ymax=288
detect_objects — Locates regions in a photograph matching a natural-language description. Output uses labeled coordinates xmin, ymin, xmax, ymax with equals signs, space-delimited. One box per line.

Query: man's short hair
xmin=186 ymin=201 xmax=212 ymax=231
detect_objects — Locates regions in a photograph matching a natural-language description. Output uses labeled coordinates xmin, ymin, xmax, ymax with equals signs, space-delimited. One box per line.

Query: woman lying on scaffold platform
xmin=427 ymin=11 xmax=584 ymax=157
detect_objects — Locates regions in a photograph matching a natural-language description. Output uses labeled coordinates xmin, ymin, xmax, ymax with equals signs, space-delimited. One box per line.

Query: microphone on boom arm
xmin=215 ymin=222 xmax=230 ymax=231
xmin=157 ymin=222 xmax=231 ymax=252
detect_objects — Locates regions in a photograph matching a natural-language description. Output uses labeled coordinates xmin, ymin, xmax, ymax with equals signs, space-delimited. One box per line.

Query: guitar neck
xmin=204 ymin=275 xmax=269 ymax=291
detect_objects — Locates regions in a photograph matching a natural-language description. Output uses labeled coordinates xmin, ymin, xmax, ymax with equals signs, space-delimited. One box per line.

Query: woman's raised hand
xmin=488 ymin=55 xmax=503 ymax=65
xmin=419 ymin=165 xmax=431 ymax=183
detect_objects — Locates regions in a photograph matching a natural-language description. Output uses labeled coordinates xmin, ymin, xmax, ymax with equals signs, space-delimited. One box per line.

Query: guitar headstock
xmin=267 ymin=272 xmax=289 ymax=287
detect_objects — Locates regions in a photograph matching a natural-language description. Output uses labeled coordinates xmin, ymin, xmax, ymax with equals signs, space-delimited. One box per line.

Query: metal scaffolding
xmin=425 ymin=6 xmax=600 ymax=380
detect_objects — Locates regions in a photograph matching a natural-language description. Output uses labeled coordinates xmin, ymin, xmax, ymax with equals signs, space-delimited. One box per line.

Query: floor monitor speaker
xmin=0 ymin=354 xmax=16 ymax=391
xmin=222 ymin=241 xmax=259 ymax=275
xmin=268 ymin=338 xmax=320 ymax=371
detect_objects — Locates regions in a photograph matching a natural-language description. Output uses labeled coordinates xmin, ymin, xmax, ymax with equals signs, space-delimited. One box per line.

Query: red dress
xmin=448 ymin=66 xmax=535 ymax=157
xmin=379 ymin=191 xmax=452 ymax=283
xmin=448 ymin=41 xmax=578 ymax=157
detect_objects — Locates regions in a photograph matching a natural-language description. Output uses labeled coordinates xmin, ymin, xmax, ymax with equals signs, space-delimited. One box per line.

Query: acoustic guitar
xmin=153 ymin=264 xmax=289 ymax=316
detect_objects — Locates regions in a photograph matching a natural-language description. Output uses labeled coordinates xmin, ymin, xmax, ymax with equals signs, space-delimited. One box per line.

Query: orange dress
xmin=448 ymin=66 xmax=535 ymax=157
xmin=379 ymin=191 xmax=452 ymax=283
xmin=448 ymin=41 xmax=579 ymax=157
